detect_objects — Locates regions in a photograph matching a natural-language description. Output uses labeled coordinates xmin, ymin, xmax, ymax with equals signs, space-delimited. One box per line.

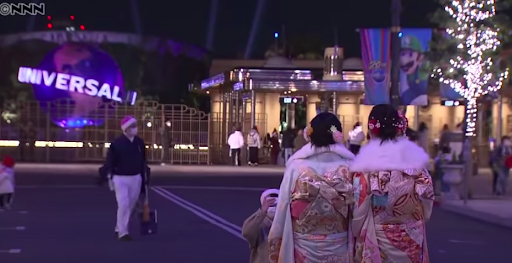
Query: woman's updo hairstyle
xmin=368 ymin=104 xmax=402 ymax=143
xmin=309 ymin=112 xmax=342 ymax=148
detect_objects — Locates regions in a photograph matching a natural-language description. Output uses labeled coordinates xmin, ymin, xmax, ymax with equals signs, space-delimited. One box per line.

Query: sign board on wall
xmin=17 ymin=42 xmax=137 ymax=128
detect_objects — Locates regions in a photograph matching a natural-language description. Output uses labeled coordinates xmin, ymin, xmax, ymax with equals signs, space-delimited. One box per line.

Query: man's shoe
xmin=118 ymin=234 xmax=132 ymax=241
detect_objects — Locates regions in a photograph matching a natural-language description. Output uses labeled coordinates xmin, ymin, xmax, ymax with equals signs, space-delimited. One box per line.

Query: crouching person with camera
xmin=241 ymin=189 xmax=279 ymax=263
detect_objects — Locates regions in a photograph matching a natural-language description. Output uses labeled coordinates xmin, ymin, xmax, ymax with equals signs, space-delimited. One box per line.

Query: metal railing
xmin=0 ymin=100 xmax=209 ymax=164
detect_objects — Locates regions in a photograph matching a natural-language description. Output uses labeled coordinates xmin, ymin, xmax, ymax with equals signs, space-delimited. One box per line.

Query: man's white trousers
xmin=113 ymin=175 xmax=142 ymax=237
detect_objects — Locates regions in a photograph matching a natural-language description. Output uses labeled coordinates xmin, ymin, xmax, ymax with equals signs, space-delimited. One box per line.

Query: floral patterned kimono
xmin=268 ymin=143 xmax=355 ymax=263
xmin=350 ymin=137 xmax=434 ymax=263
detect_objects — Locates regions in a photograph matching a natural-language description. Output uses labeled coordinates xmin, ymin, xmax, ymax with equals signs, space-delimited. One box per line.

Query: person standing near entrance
xmin=269 ymin=129 xmax=280 ymax=165
xmin=281 ymin=127 xmax=295 ymax=163
xmin=103 ymin=116 xmax=148 ymax=241
xmin=490 ymin=136 xmax=512 ymax=196
xmin=19 ymin=121 xmax=36 ymax=161
xmin=348 ymin=122 xmax=365 ymax=154
xmin=247 ymin=126 xmax=261 ymax=166
xmin=160 ymin=122 xmax=171 ymax=165
xmin=293 ymin=128 xmax=307 ymax=153
xmin=228 ymin=126 xmax=245 ymax=166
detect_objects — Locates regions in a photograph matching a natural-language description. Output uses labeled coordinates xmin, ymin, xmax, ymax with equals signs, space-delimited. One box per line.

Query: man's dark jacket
xmin=98 ymin=135 xmax=150 ymax=190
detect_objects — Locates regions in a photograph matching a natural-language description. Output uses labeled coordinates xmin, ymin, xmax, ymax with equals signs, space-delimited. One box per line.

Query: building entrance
xmin=279 ymin=95 xmax=306 ymax=131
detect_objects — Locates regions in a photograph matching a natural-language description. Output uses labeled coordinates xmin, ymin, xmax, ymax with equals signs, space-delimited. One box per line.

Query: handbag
xmin=138 ymin=184 xmax=158 ymax=235
xmin=505 ymin=156 xmax=512 ymax=169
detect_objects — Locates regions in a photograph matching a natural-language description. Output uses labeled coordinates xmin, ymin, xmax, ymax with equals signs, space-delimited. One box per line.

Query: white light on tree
xmin=432 ymin=0 xmax=509 ymax=136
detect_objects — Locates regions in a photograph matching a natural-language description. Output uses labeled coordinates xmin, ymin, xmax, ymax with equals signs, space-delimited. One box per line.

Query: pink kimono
xmin=350 ymin=138 xmax=434 ymax=263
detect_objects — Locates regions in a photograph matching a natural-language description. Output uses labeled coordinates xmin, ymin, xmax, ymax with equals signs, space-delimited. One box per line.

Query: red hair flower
xmin=368 ymin=119 xmax=381 ymax=135
xmin=397 ymin=112 xmax=408 ymax=135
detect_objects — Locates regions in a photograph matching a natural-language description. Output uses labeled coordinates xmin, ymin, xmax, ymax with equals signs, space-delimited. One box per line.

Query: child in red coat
xmin=0 ymin=156 xmax=15 ymax=211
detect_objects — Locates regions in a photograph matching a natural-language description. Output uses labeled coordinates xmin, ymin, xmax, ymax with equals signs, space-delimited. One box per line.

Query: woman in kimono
xmin=350 ymin=104 xmax=434 ymax=263
xmin=268 ymin=112 xmax=355 ymax=263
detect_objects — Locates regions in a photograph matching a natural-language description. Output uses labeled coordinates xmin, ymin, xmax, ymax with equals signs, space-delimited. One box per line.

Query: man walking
xmin=103 ymin=116 xmax=148 ymax=241
xmin=228 ymin=126 xmax=244 ymax=166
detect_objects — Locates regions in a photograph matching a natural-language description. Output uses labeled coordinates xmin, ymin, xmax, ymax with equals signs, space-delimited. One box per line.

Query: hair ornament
xmin=303 ymin=127 xmax=313 ymax=142
xmin=368 ymin=118 xmax=381 ymax=136
xmin=329 ymin=125 xmax=344 ymax=143
xmin=306 ymin=126 xmax=313 ymax=136
xmin=396 ymin=112 xmax=408 ymax=135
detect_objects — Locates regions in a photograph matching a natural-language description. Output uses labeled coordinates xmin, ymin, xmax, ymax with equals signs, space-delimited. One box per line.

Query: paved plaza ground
xmin=0 ymin=165 xmax=510 ymax=263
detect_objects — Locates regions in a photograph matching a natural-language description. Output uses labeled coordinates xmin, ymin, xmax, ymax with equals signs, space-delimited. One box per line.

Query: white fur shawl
xmin=287 ymin=143 xmax=355 ymax=165
xmin=350 ymin=137 xmax=429 ymax=172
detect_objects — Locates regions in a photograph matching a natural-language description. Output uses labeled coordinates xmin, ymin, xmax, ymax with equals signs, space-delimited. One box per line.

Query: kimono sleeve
xmin=241 ymin=209 xmax=266 ymax=248
xmin=351 ymin=172 xmax=371 ymax=237
xmin=268 ymin=166 xmax=296 ymax=263
xmin=414 ymin=169 xmax=435 ymax=221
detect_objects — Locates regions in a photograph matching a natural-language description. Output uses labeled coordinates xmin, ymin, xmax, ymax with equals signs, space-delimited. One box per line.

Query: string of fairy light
xmin=431 ymin=0 xmax=509 ymax=136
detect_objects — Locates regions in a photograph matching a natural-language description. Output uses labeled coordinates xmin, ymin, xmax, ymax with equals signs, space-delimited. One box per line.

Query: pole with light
xmin=274 ymin=32 xmax=279 ymax=52
xmin=389 ymin=0 xmax=402 ymax=108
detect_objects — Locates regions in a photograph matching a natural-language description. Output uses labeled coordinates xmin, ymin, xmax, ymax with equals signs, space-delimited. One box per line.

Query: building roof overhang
xmin=189 ymin=67 xmax=364 ymax=94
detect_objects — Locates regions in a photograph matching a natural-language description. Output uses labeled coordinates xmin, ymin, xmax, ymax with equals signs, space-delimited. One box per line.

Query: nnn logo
xmin=0 ymin=3 xmax=45 ymax=16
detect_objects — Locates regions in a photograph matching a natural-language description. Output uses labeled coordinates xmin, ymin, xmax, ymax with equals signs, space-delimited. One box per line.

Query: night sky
xmin=1 ymin=0 xmax=438 ymax=58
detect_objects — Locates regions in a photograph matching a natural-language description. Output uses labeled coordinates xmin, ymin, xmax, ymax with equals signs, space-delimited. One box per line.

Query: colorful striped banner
xmin=360 ymin=29 xmax=391 ymax=105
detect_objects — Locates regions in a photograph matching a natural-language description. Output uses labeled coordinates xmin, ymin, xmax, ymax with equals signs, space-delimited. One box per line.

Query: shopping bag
xmin=139 ymin=209 xmax=158 ymax=235
xmin=138 ymin=184 xmax=157 ymax=235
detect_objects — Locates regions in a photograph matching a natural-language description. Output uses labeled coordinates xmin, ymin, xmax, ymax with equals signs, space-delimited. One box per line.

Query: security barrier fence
xmin=0 ymin=100 xmax=209 ymax=164
xmin=0 ymin=100 xmax=492 ymax=166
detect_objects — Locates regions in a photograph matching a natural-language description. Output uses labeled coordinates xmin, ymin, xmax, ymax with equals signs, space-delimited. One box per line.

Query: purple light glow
xmin=24 ymin=42 xmax=125 ymax=128
xmin=56 ymin=118 xmax=95 ymax=128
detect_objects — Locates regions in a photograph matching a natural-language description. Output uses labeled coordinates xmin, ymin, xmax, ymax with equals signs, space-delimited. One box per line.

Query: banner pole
xmin=390 ymin=0 xmax=402 ymax=107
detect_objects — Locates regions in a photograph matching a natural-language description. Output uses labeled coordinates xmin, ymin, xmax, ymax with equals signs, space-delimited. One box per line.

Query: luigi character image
xmin=399 ymin=35 xmax=428 ymax=105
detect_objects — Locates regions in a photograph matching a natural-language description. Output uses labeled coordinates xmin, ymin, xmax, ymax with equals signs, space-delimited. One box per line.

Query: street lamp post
xmin=390 ymin=0 xmax=402 ymax=107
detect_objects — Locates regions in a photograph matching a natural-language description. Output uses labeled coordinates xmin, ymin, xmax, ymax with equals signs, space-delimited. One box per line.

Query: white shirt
xmin=348 ymin=126 xmax=365 ymax=145
xmin=0 ymin=166 xmax=14 ymax=194
xmin=228 ymin=131 xmax=245 ymax=149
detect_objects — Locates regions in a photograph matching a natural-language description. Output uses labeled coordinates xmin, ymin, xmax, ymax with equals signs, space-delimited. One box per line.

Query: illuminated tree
xmin=430 ymin=0 xmax=511 ymax=136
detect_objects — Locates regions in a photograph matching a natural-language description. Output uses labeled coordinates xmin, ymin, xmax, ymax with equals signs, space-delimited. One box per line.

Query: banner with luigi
xmin=398 ymin=29 xmax=432 ymax=106
xmin=360 ymin=28 xmax=432 ymax=105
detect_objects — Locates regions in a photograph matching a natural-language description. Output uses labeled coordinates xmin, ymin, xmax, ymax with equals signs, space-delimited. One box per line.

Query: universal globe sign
xmin=17 ymin=43 xmax=137 ymax=128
